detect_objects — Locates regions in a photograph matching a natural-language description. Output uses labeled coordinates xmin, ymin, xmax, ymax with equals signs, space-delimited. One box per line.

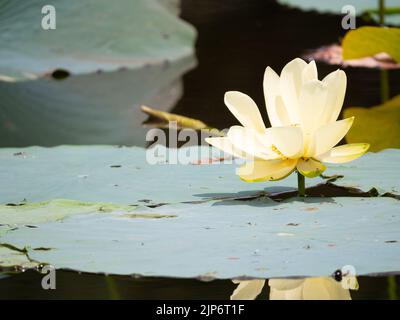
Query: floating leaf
xmin=0 ymin=57 xmax=195 ymax=147
xmin=0 ymin=199 xmax=173 ymax=269
xmin=344 ymin=95 xmax=400 ymax=151
xmin=342 ymin=26 xmax=400 ymax=63
xmin=0 ymin=0 xmax=196 ymax=80
xmin=0 ymin=146 xmax=399 ymax=206
xmin=1 ymin=197 xmax=400 ymax=278
xmin=0 ymin=245 xmax=38 ymax=269
xmin=0 ymin=0 xmax=197 ymax=147
xmin=0 ymin=146 xmax=399 ymax=277
xmin=0 ymin=199 xmax=138 ymax=226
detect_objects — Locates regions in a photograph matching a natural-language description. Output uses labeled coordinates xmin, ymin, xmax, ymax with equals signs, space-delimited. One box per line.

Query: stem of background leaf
xmin=297 ymin=171 xmax=306 ymax=197
xmin=388 ymin=276 xmax=398 ymax=300
xmin=379 ymin=0 xmax=390 ymax=103
xmin=380 ymin=71 xmax=390 ymax=103
xmin=379 ymin=0 xmax=396 ymax=297
xmin=379 ymin=0 xmax=385 ymax=24
xmin=105 ymin=275 xmax=121 ymax=300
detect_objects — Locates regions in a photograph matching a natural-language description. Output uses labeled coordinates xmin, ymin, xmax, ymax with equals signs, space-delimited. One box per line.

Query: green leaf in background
xmin=277 ymin=0 xmax=400 ymax=26
xmin=342 ymin=26 xmax=400 ymax=63
xmin=344 ymin=95 xmax=400 ymax=151
xmin=0 ymin=0 xmax=197 ymax=147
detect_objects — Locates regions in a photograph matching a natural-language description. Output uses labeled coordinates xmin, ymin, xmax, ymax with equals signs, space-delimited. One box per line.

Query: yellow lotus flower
xmin=206 ymin=58 xmax=369 ymax=190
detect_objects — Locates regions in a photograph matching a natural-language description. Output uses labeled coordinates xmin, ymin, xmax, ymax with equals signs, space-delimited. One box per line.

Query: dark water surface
xmin=0 ymin=270 xmax=399 ymax=300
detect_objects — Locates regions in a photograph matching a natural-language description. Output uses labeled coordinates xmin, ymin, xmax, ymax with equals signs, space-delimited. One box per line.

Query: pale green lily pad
xmin=0 ymin=199 xmax=138 ymax=226
xmin=0 ymin=146 xmax=399 ymax=207
xmin=277 ymin=0 xmax=400 ymax=26
xmin=0 ymin=146 xmax=399 ymax=277
xmin=0 ymin=226 xmax=9 ymax=238
xmin=0 ymin=0 xmax=196 ymax=147
xmin=0 ymin=199 xmax=177 ymax=269
xmin=0 ymin=0 xmax=196 ymax=80
xmin=0 ymin=245 xmax=38 ymax=269
xmin=0 ymin=57 xmax=195 ymax=147
xmin=1 ymin=197 xmax=399 ymax=278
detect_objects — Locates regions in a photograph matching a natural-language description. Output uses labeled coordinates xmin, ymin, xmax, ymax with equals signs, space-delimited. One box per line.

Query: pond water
xmin=1 ymin=0 xmax=399 ymax=299
xmin=0 ymin=270 xmax=398 ymax=300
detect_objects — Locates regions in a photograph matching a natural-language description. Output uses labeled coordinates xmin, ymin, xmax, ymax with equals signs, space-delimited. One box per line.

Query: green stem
xmin=378 ymin=1 xmax=390 ymax=104
xmin=379 ymin=0 xmax=385 ymax=25
xmin=388 ymin=276 xmax=398 ymax=300
xmin=297 ymin=171 xmax=306 ymax=197
xmin=380 ymin=69 xmax=390 ymax=103
xmin=105 ymin=275 xmax=121 ymax=300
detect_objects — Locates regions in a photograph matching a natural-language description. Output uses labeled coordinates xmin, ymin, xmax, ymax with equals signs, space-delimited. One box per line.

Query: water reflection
xmin=0 ymin=270 xmax=397 ymax=299
xmin=231 ymin=276 xmax=359 ymax=300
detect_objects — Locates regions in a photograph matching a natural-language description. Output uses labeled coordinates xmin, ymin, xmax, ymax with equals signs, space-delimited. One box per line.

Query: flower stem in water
xmin=297 ymin=171 xmax=306 ymax=197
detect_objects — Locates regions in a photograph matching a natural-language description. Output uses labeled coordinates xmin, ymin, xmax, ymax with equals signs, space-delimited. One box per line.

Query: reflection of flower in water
xmin=231 ymin=276 xmax=359 ymax=300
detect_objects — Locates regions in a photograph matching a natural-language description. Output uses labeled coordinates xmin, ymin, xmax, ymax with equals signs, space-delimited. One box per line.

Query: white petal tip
xmin=290 ymin=57 xmax=307 ymax=64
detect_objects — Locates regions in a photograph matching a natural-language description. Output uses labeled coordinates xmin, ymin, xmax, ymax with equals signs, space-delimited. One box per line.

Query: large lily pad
xmin=0 ymin=0 xmax=196 ymax=147
xmin=1 ymin=196 xmax=399 ymax=278
xmin=0 ymin=0 xmax=195 ymax=80
xmin=0 ymin=146 xmax=399 ymax=206
xmin=0 ymin=57 xmax=195 ymax=147
xmin=0 ymin=146 xmax=399 ymax=278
